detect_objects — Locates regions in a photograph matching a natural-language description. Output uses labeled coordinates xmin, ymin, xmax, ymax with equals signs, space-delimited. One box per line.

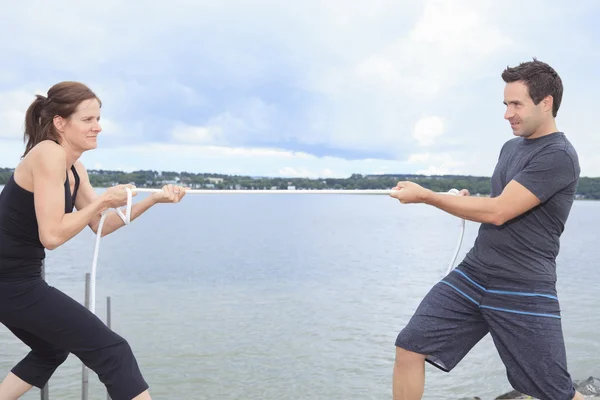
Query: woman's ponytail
xmin=23 ymin=95 xmax=54 ymax=157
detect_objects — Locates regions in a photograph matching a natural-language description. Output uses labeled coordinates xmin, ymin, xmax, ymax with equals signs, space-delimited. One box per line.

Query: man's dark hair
xmin=501 ymin=58 xmax=563 ymax=117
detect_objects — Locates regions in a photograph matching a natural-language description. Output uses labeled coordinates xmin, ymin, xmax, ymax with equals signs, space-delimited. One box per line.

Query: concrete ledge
xmin=458 ymin=376 xmax=600 ymax=399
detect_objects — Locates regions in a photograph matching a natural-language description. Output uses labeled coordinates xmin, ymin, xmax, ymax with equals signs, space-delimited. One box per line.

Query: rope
xmin=445 ymin=189 xmax=466 ymax=275
xmin=86 ymin=188 xmax=465 ymax=314
xmin=88 ymin=188 xmax=132 ymax=314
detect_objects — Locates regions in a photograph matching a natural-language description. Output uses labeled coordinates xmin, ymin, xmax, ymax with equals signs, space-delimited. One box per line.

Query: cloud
xmin=0 ymin=89 xmax=35 ymax=140
xmin=0 ymin=110 xmax=23 ymax=140
xmin=0 ymin=140 xmax=437 ymax=179
xmin=172 ymin=125 xmax=221 ymax=145
xmin=413 ymin=116 xmax=445 ymax=147
xmin=0 ymin=0 xmax=599 ymax=177
xmin=278 ymin=167 xmax=314 ymax=178
xmin=408 ymin=152 xmax=466 ymax=176
xmin=0 ymin=140 xmax=26 ymax=167
xmin=348 ymin=0 xmax=513 ymax=97
xmin=170 ymin=97 xmax=278 ymax=147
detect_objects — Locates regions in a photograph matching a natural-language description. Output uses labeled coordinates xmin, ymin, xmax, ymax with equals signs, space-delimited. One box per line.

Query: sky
xmin=1 ymin=0 xmax=599 ymax=179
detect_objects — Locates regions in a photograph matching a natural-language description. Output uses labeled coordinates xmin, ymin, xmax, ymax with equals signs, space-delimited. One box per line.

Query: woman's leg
xmin=133 ymin=390 xmax=151 ymax=400
xmin=1 ymin=280 xmax=149 ymax=400
xmin=0 ymin=325 xmax=69 ymax=399
xmin=0 ymin=372 xmax=33 ymax=400
xmin=0 ymin=373 xmax=151 ymax=400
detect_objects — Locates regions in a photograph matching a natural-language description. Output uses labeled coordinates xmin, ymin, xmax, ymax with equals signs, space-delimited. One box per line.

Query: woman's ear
xmin=53 ymin=115 xmax=66 ymax=133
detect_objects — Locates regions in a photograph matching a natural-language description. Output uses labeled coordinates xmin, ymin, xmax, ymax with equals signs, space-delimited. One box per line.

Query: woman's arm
xmin=31 ymin=143 xmax=127 ymax=250
xmin=73 ymin=162 xmax=187 ymax=237
xmin=74 ymin=164 xmax=157 ymax=236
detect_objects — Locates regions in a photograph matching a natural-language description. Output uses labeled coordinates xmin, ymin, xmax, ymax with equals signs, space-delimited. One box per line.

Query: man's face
xmin=503 ymin=81 xmax=545 ymax=138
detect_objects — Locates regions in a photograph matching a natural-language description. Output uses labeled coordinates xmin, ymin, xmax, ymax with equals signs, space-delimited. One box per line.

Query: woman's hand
xmin=151 ymin=184 xmax=188 ymax=204
xmin=102 ymin=184 xmax=137 ymax=208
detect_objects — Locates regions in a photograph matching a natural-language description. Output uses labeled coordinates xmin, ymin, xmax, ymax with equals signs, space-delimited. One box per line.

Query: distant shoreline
xmin=2 ymin=167 xmax=600 ymax=199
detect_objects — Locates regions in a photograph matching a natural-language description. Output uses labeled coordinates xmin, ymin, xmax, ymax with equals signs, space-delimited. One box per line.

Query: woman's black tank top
xmin=0 ymin=166 xmax=80 ymax=280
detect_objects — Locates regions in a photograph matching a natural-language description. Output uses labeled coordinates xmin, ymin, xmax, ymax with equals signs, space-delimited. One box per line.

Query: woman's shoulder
xmin=26 ymin=140 xmax=66 ymax=163
xmin=73 ymin=160 xmax=89 ymax=179
xmin=13 ymin=141 xmax=66 ymax=190
xmin=23 ymin=140 xmax=67 ymax=176
xmin=25 ymin=140 xmax=62 ymax=156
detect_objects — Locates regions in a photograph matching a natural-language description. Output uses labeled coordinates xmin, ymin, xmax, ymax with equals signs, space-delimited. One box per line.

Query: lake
xmin=1 ymin=191 xmax=599 ymax=399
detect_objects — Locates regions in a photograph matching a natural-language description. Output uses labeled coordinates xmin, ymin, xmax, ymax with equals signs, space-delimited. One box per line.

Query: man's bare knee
xmin=393 ymin=347 xmax=426 ymax=400
xmin=395 ymin=346 xmax=427 ymax=368
xmin=573 ymin=391 xmax=584 ymax=400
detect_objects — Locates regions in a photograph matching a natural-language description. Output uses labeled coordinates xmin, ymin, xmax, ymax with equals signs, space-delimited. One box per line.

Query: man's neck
xmin=527 ymin=120 xmax=558 ymax=140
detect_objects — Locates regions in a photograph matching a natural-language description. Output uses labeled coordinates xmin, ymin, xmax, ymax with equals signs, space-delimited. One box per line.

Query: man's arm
xmin=392 ymin=148 xmax=577 ymax=226
xmin=423 ymin=180 xmax=540 ymax=225
xmin=74 ymin=162 xmax=158 ymax=237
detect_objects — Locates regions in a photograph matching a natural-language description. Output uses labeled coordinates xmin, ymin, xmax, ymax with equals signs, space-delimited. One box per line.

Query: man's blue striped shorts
xmin=395 ymin=263 xmax=576 ymax=400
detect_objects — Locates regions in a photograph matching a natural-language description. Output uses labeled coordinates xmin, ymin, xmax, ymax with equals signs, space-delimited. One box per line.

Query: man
xmin=390 ymin=59 xmax=583 ymax=400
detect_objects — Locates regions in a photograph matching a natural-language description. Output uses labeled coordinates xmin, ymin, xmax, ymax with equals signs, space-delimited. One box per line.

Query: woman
xmin=0 ymin=81 xmax=186 ymax=400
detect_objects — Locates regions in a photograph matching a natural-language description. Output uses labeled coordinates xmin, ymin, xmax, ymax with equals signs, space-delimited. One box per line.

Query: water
xmin=1 ymin=192 xmax=599 ymax=399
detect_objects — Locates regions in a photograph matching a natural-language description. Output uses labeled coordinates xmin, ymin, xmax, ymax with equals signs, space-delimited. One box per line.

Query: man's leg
xmin=393 ymin=268 xmax=489 ymax=400
xmin=481 ymin=280 xmax=583 ymax=400
xmin=393 ymin=348 xmax=426 ymax=400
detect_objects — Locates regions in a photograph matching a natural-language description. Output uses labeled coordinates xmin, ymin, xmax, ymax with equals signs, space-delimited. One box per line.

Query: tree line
xmin=1 ymin=167 xmax=599 ymax=199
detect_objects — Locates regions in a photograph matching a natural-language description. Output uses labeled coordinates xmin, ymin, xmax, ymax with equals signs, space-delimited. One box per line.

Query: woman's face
xmin=56 ymin=98 xmax=102 ymax=152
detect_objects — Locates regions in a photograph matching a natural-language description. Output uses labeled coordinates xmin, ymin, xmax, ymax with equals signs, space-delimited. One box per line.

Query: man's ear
xmin=542 ymin=95 xmax=554 ymax=114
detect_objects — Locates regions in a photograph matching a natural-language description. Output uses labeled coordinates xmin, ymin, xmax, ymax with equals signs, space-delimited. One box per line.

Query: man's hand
xmin=390 ymin=182 xmax=471 ymax=204
xmin=389 ymin=181 xmax=432 ymax=204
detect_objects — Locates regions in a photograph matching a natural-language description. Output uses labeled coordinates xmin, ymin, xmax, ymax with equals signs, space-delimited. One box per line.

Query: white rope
xmin=445 ymin=189 xmax=466 ymax=275
xmin=88 ymin=188 xmax=132 ymax=314
xmin=133 ymin=188 xmax=396 ymax=194
xmin=86 ymin=187 xmax=465 ymax=314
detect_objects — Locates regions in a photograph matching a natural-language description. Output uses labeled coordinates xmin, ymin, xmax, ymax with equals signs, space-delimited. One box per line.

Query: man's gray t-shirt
xmin=462 ymin=131 xmax=580 ymax=283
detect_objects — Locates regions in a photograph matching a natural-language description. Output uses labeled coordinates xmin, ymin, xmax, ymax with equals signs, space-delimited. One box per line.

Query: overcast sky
xmin=1 ymin=0 xmax=598 ymax=178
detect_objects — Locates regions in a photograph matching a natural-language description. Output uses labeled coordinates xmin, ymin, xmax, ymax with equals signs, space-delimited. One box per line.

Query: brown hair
xmin=501 ymin=58 xmax=563 ymax=117
xmin=23 ymin=81 xmax=101 ymax=157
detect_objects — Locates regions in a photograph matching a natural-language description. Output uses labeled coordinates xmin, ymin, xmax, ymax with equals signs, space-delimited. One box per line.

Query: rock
xmin=491 ymin=376 xmax=600 ymax=399
xmin=494 ymin=390 xmax=531 ymax=399
xmin=575 ymin=376 xmax=600 ymax=396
